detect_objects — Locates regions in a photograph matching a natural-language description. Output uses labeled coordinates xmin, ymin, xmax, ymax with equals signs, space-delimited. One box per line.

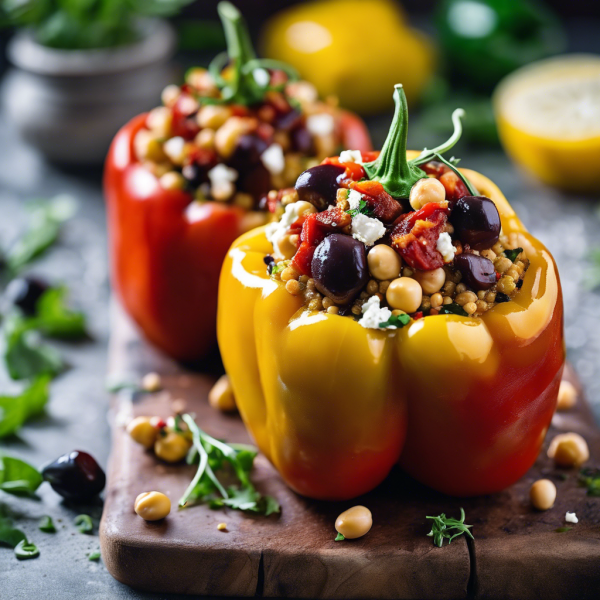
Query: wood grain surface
xmin=100 ymin=306 xmax=600 ymax=599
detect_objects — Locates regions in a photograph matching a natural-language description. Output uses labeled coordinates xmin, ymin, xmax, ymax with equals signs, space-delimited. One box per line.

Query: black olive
xmin=182 ymin=163 xmax=206 ymax=189
xmin=450 ymin=196 xmax=501 ymax=250
xmin=238 ymin=164 xmax=271 ymax=200
xmin=263 ymin=255 xmax=275 ymax=274
xmin=229 ymin=134 xmax=269 ymax=171
xmin=291 ymin=127 xmax=314 ymax=154
xmin=454 ymin=253 xmax=496 ymax=291
xmin=311 ymin=234 xmax=369 ymax=304
xmin=42 ymin=450 xmax=106 ymax=501
xmin=5 ymin=276 xmax=49 ymax=316
xmin=295 ymin=164 xmax=345 ymax=210
xmin=275 ymin=108 xmax=302 ymax=131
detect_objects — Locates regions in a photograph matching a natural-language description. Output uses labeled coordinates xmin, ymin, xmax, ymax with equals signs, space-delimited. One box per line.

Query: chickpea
xmin=161 ymin=84 xmax=180 ymax=108
xmin=547 ymin=432 xmax=589 ymax=467
xmin=386 ymin=277 xmax=422 ymax=313
xmin=327 ymin=306 xmax=339 ymax=315
xmin=142 ymin=372 xmax=161 ymax=392
xmin=366 ymin=280 xmax=379 ymax=295
xmin=556 ymin=380 xmax=577 ymax=411
xmin=295 ymin=200 xmax=318 ymax=217
xmin=463 ymin=302 xmax=477 ymax=315
xmin=146 ymin=107 xmax=172 ymax=138
xmin=367 ymin=245 xmax=402 ymax=281
xmin=530 ymin=479 xmax=556 ymax=511
xmin=217 ymin=523 xmax=228 ymax=532
xmin=335 ymin=506 xmax=373 ymax=540
xmin=413 ymin=267 xmax=446 ymax=295
xmin=134 ymin=130 xmax=166 ymax=162
xmin=455 ymin=291 xmax=477 ymax=306
xmin=281 ymin=267 xmax=300 ymax=282
xmin=127 ymin=416 xmax=159 ymax=449
xmin=430 ymin=293 xmax=443 ymax=309
xmin=497 ymin=276 xmax=516 ymax=295
xmin=135 ymin=491 xmax=171 ymax=521
xmin=195 ymin=128 xmax=215 ymax=150
xmin=159 ymin=171 xmax=185 ymax=191
xmin=197 ymin=105 xmax=232 ymax=129
xmin=215 ymin=116 xmax=256 ymax=158
xmin=494 ymin=256 xmax=512 ymax=274
xmin=409 ymin=177 xmax=445 ymax=211
xmin=208 ymin=375 xmax=237 ymax=413
xmin=154 ymin=430 xmax=192 ymax=463
xmin=285 ymin=279 xmax=302 ymax=295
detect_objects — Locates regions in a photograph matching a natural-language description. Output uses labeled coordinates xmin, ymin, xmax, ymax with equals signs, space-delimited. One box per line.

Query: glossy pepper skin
xmin=218 ymin=158 xmax=564 ymax=500
xmin=105 ymin=112 xmax=371 ymax=362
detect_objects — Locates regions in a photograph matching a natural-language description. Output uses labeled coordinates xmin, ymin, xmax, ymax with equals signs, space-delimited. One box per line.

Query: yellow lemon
xmin=494 ymin=55 xmax=600 ymax=192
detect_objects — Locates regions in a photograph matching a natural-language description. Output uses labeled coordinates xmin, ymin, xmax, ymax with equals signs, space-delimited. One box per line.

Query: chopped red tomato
xmin=322 ymin=156 xmax=365 ymax=181
xmin=345 ymin=179 xmax=403 ymax=223
xmin=439 ymin=171 xmax=469 ymax=202
xmin=170 ymin=93 xmax=201 ymax=139
xmin=390 ymin=203 xmax=449 ymax=271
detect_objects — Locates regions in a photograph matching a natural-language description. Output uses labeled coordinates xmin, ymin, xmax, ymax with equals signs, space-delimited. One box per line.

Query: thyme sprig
xmin=426 ymin=508 xmax=474 ymax=547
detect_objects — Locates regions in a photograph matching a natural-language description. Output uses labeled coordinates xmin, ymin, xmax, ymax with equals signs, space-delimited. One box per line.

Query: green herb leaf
xmin=379 ymin=313 xmax=411 ymax=329
xmin=555 ymin=527 xmax=572 ymax=533
xmin=14 ymin=539 xmax=39 ymax=559
xmin=426 ymin=508 xmax=474 ymax=547
xmin=39 ymin=516 xmax=56 ymax=533
xmin=346 ymin=199 xmax=373 ymax=218
xmin=335 ymin=532 xmax=345 ymax=541
xmin=0 ymin=455 xmax=43 ymax=495
xmin=504 ymin=248 xmax=523 ymax=263
xmin=88 ymin=550 xmax=101 ymax=561
xmin=270 ymin=263 xmax=284 ymax=275
xmin=0 ymin=516 xmax=27 ymax=548
xmin=34 ymin=287 xmax=86 ymax=339
xmin=74 ymin=514 xmax=93 ymax=534
xmin=7 ymin=196 xmax=76 ymax=274
xmin=0 ymin=375 xmax=51 ymax=438
xmin=179 ymin=414 xmax=279 ymax=516
xmin=438 ymin=303 xmax=468 ymax=317
xmin=579 ymin=467 xmax=600 ymax=496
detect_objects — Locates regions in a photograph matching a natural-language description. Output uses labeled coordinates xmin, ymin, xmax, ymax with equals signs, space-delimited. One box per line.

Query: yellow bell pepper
xmin=261 ymin=0 xmax=435 ymax=114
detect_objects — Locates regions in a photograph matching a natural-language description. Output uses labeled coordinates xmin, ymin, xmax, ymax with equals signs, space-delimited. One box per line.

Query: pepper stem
xmin=362 ymin=85 xmax=426 ymax=199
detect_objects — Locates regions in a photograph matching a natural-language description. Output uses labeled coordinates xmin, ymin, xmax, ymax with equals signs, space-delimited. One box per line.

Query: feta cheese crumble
xmin=565 ymin=512 xmax=578 ymax=524
xmin=265 ymin=202 xmax=304 ymax=257
xmin=306 ymin=113 xmax=335 ymax=137
xmin=261 ymin=144 xmax=285 ymax=175
xmin=163 ymin=136 xmax=186 ymax=163
xmin=436 ymin=232 xmax=456 ymax=263
xmin=351 ymin=213 xmax=386 ymax=247
xmin=339 ymin=149 xmax=363 ymax=164
xmin=208 ymin=164 xmax=238 ymax=200
xmin=347 ymin=189 xmax=363 ymax=211
xmin=253 ymin=68 xmax=270 ymax=87
xmin=358 ymin=296 xmax=395 ymax=329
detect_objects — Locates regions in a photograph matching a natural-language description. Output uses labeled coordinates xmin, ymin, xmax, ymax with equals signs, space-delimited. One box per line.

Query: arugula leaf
xmin=15 ymin=539 xmax=39 ymax=559
xmin=6 ymin=196 xmax=76 ymax=274
xmin=426 ymin=508 xmax=474 ymax=547
xmin=438 ymin=303 xmax=468 ymax=316
xmin=0 ymin=515 xmax=27 ymax=548
xmin=39 ymin=516 xmax=56 ymax=533
xmin=335 ymin=532 xmax=345 ymax=541
xmin=34 ymin=287 xmax=86 ymax=339
xmin=74 ymin=514 xmax=93 ymax=534
xmin=179 ymin=414 xmax=279 ymax=516
xmin=0 ymin=375 xmax=50 ymax=438
xmin=579 ymin=467 xmax=600 ymax=496
xmin=0 ymin=455 xmax=43 ymax=495
xmin=3 ymin=315 xmax=63 ymax=380
xmin=504 ymin=247 xmax=523 ymax=262
xmin=379 ymin=313 xmax=411 ymax=329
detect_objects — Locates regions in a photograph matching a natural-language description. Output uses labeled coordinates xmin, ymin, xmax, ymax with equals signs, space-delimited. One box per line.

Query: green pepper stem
xmin=412 ymin=108 xmax=465 ymax=164
xmin=362 ymin=85 xmax=426 ymax=199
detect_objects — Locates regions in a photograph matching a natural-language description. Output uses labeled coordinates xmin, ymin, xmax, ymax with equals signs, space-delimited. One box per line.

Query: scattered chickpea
xmin=281 ymin=266 xmax=300 ymax=282
xmin=146 ymin=107 xmax=172 ymax=138
xmin=154 ymin=430 xmax=192 ymax=463
xmin=367 ymin=245 xmax=402 ymax=281
xmin=455 ymin=291 xmax=477 ymax=306
xmin=142 ymin=372 xmax=162 ymax=392
xmin=443 ymin=281 xmax=456 ymax=296
xmin=163 ymin=136 xmax=187 ymax=165
xmin=135 ymin=491 xmax=171 ymax=521
xmin=215 ymin=116 xmax=256 ymax=158
xmin=197 ymin=104 xmax=232 ymax=129
xmin=127 ymin=417 xmax=159 ymax=449
xmin=443 ymin=296 xmax=453 ymax=305
xmin=463 ymin=302 xmax=477 ymax=315
xmin=195 ymin=128 xmax=215 ymax=149
xmin=285 ymin=279 xmax=302 ymax=295
xmin=209 ymin=374 xmax=237 ymax=412
xmin=413 ymin=267 xmax=446 ymax=295
xmin=455 ymin=282 xmax=467 ymax=294
xmin=476 ymin=300 xmax=488 ymax=313
xmin=134 ymin=130 xmax=166 ymax=162
xmin=409 ymin=177 xmax=445 ymax=211
xmin=494 ymin=257 xmax=512 ymax=274
xmin=530 ymin=479 xmax=556 ymax=511
xmin=497 ymin=276 xmax=516 ymax=295
xmin=217 ymin=523 xmax=228 ymax=532
xmin=485 ymin=291 xmax=497 ymax=303
xmin=386 ymin=277 xmax=422 ymax=313
xmin=327 ymin=306 xmax=339 ymax=315
xmin=547 ymin=432 xmax=589 ymax=467
xmin=556 ymin=380 xmax=577 ymax=411
xmin=430 ymin=293 xmax=443 ymax=309
xmin=308 ymin=297 xmax=322 ymax=311
xmin=161 ymin=84 xmax=180 ymax=108
xmin=159 ymin=171 xmax=185 ymax=191
xmin=335 ymin=506 xmax=373 ymax=540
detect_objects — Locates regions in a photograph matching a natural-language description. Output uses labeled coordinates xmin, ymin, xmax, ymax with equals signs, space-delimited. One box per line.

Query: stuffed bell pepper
xmin=104 ymin=1 xmax=371 ymax=361
xmin=218 ymin=85 xmax=564 ymax=501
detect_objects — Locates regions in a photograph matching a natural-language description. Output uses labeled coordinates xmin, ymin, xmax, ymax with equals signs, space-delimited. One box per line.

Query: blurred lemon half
xmin=494 ymin=54 xmax=600 ymax=193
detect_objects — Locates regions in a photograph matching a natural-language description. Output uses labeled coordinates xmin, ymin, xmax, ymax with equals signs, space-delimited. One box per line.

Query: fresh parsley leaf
xmin=0 ymin=455 xmax=43 ymax=495
xmin=271 ymin=263 xmax=284 ymax=275
xmin=7 ymin=196 xmax=77 ymax=274
xmin=88 ymin=550 xmax=101 ymax=561
xmin=74 ymin=514 xmax=93 ymax=534
xmin=179 ymin=414 xmax=280 ymax=516
xmin=39 ymin=516 xmax=56 ymax=533
xmin=426 ymin=508 xmax=474 ymax=547
xmin=579 ymin=467 xmax=600 ymax=496
xmin=335 ymin=532 xmax=345 ymax=541
xmin=14 ymin=539 xmax=39 ymax=559
xmin=0 ymin=515 xmax=27 ymax=548
xmin=504 ymin=247 xmax=523 ymax=262
xmin=379 ymin=313 xmax=411 ymax=328
xmin=438 ymin=303 xmax=468 ymax=316
xmin=3 ymin=315 xmax=63 ymax=381
xmin=346 ymin=199 xmax=373 ymax=218
xmin=34 ymin=287 xmax=87 ymax=339
xmin=0 ymin=375 xmax=50 ymax=438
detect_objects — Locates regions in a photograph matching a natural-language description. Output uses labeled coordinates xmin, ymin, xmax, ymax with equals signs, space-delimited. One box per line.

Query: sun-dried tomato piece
xmin=322 ymin=156 xmax=366 ymax=181
xmin=345 ymin=179 xmax=403 ymax=223
xmin=170 ymin=93 xmax=200 ymax=140
xmin=390 ymin=203 xmax=449 ymax=271
xmin=440 ymin=171 xmax=469 ymax=202
xmin=316 ymin=206 xmax=352 ymax=230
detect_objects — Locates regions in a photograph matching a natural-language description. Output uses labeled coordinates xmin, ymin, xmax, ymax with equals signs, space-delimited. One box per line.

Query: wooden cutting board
xmin=100 ymin=305 xmax=600 ymax=599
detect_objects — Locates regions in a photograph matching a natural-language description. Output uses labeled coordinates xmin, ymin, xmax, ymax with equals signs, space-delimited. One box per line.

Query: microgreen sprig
xmin=426 ymin=508 xmax=474 ymax=547
xmin=579 ymin=467 xmax=600 ymax=496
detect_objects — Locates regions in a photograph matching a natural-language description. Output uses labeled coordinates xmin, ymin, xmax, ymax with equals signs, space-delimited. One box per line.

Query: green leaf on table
xmin=15 ymin=539 xmax=39 ymax=559
xmin=0 ymin=375 xmax=50 ymax=438
xmin=426 ymin=508 xmax=474 ymax=547
xmin=6 ymin=196 xmax=77 ymax=274
xmin=3 ymin=314 xmax=63 ymax=380
xmin=0 ymin=516 xmax=27 ymax=548
xmin=39 ymin=516 xmax=56 ymax=533
xmin=74 ymin=514 xmax=93 ymax=534
xmin=0 ymin=455 xmax=43 ymax=495
xmin=335 ymin=532 xmax=345 ymax=542
xmin=34 ymin=287 xmax=86 ymax=339
xmin=579 ymin=467 xmax=600 ymax=496
xmin=88 ymin=550 xmax=101 ymax=561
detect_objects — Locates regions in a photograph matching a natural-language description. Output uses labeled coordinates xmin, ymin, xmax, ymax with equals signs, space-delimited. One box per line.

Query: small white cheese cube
xmin=261 ymin=144 xmax=285 ymax=175
xmin=358 ymin=296 xmax=394 ymax=329
xmin=339 ymin=150 xmax=363 ymax=164
xmin=436 ymin=232 xmax=456 ymax=263
xmin=565 ymin=512 xmax=578 ymax=524
xmin=347 ymin=189 xmax=362 ymax=211
xmin=306 ymin=113 xmax=335 ymax=137
xmin=351 ymin=214 xmax=386 ymax=247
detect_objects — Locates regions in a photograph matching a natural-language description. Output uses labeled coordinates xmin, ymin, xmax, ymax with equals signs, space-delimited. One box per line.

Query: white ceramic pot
xmin=2 ymin=19 xmax=176 ymax=165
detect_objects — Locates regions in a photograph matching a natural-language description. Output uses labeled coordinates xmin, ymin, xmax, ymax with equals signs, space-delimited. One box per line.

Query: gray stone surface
xmin=1 ymin=93 xmax=600 ymax=600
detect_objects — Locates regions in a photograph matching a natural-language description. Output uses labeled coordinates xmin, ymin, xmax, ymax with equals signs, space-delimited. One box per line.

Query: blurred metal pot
xmin=1 ymin=19 xmax=176 ymax=165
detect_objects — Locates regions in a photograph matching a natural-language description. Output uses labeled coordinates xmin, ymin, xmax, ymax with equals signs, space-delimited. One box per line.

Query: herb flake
xmin=426 ymin=508 xmax=474 ymax=547
xmin=504 ymin=248 xmax=523 ymax=262
xmin=74 ymin=514 xmax=93 ymax=534
xmin=14 ymin=539 xmax=39 ymax=559
xmin=438 ymin=303 xmax=468 ymax=316
xmin=335 ymin=532 xmax=345 ymax=541
xmin=579 ymin=467 xmax=600 ymax=496
xmin=39 ymin=516 xmax=56 ymax=533
xmin=379 ymin=313 xmax=411 ymax=329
